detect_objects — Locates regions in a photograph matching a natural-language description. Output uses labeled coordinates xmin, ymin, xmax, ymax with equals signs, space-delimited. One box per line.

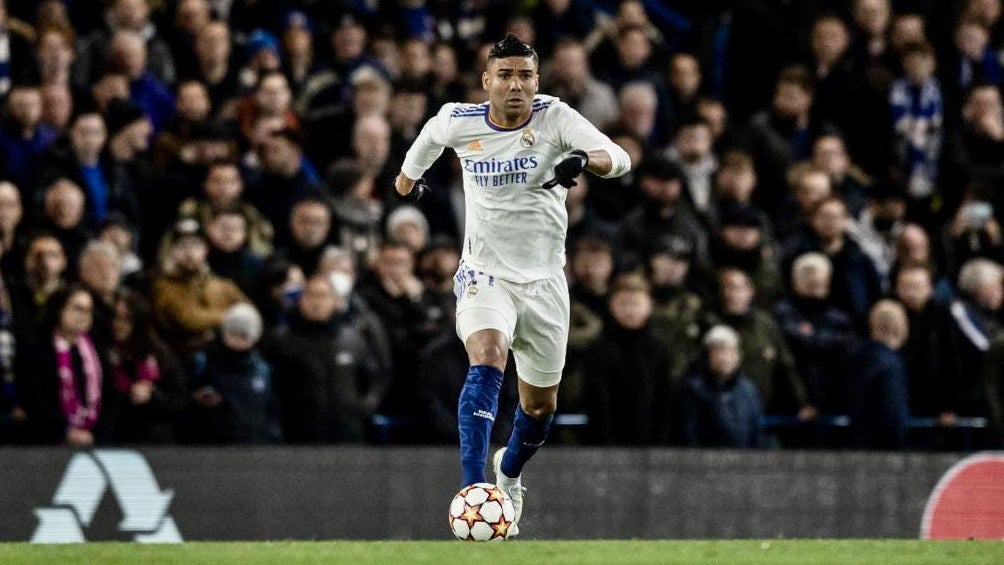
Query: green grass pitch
xmin=1 ymin=540 xmax=1002 ymax=565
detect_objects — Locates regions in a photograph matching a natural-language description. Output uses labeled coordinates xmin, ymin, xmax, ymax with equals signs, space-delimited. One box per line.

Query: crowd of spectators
xmin=0 ymin=0 xmax=1003 ymax=450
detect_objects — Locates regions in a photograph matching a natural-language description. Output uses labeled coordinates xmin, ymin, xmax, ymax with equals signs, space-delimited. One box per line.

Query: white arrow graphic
xmin=92 ymin=450 xmax=174 ymax=532
xmin=52 ymin=453 xmax=107 ymax=526
xmin=30 ymin=508 xmax=85 ymax=543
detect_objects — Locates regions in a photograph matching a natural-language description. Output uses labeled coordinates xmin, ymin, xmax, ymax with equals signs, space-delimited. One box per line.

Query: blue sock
xmin=501 ymin=405 xmax=553 ymax=478
xmin=458 ymin=365 xmax=504 ymax=487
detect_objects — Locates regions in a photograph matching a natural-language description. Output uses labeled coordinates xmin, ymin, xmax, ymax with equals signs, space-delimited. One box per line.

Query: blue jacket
xmin=681 ymin=367 xmax=767 ymax=448
xmin=845 ymin=340 xmax=909 ymax=449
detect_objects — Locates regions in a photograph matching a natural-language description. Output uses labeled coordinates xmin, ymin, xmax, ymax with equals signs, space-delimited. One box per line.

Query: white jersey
xmin=401 ymin=94 xmax=631 ymax=283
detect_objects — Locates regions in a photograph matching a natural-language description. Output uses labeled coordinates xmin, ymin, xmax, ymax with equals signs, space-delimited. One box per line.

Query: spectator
xmin=10 ymin=232 xmax=66 ymax=340
xmin=741 ymin=66 xmax=835 ymax=218
xmin=205 ymin=207 xmax=264 ymax=296
xmin=612 ymin=81 xmax=658 ymax=149
xmin=356 ymin=240 xmax=439 ymax=417
xmin=680 ymin=324 xmax=768 ymax=448
xmin=584 ymin=273 xmax=671 ymax=445
xmin=666 ymin=118 xmax=717 ymax=218
xmin=620 ymin=157 xmax=708 ymax=272
xmin=103 ymin=98 xmax=156 ymax=241
xmin=707 ymin=269 xmax=813 ymax=418
xmin=279 ymin=196 xmax=334 ymax=277
xmin=107 ymin=292 xmax=186 ymax=443
xmin=711 ymin=206 xmax=783 ymax=307
xmin=108 ymin=31 xmax=175 ymax=133
xmin=894 ymin=264 xmax=959 ymax=425
xmin=0 ymin=0 xmax=38 ymax=95
xmin=151 ymin=219 xmax=247 ymax=355
xmin=40 ymin=84 xmax=74 ymax=134
xmin=190 ymin=303 xmax=281 ymax=444
xmin=645 ymin=235 xmax=705 ymax=384
xmin=0 ymin=84 xmax=58 ymax=193
xmin=52 ymin=108 xmax=145 ymax=230
xmin=706 ymin=150 xmax=764 ymax=232
xmin=809 ymin=16 xmax=861 ymax=158
xmin=811 ymin=134 xmax=872 ymax=217
xmin=848 ymin=183 xmax=907 ymax=289
xmin=78 ymin=241 xmax=125 ymax=347
xmin=189 ymin=21 xmax=240 ymax=114
xmin=541 ymin=38 xmax=618 ymax=130
xmin=667 ymin=53 xmax=702 ymax=124
xmin=16 ymin=285 xmax=110 ymax=445
xmin=890 ymin=42 xmax=943 ymax=205
xmin=950 ymin=258 xmax=1004 ymax=418
xmin=0 ymin=181 xmax=23 ymax=272
xmin=774 ymin=252 xmax=856 ymax=411
xmin=38 ymin=178 xmax=90 ymax=271
xmin=845 ymin=300 xmax=910 ymax=449
xmin=327 ymin=161 xmax=381 ymax=262
xmin=944 ymin=186 xmax=1004 ymax=279
xmin=569 ymin=236 xmax=615 ymax=319
xmin=245 ymin=128 xmax=322 ymax=238
xmin=237 ymin=70 xmax=298 ymax=145
xmin=778 ymin=163 xmax=833 ymax=240
xmin=385 ymin=205 xmax=428 ymax=256
xmin=267 ymin=274 xmax=391 ymax=443
xmin=151 ymin=80 xmax=213 ymax=171
xmin=786 ymin=196 xmax=883 ymax=324
xmin=942 ymin=84 xmax=1004 ymax=207
xmin=416 ymin=237 xmax=460 ymax=336
xmin=72 ymin=0 xmax=176 ymax=89
xmin=281 ymin=10 xmax=317 ymax=99
xmin=173 ymin=159 xmax=273 ymax=258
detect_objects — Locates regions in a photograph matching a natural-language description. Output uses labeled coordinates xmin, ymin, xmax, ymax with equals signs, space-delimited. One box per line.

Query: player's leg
xmin=493 ymin=274 xmax=569 ymax=532
xmin=458 ymin=328 xmax=510 ymax=486
xmin=454 ymin=267 xmax=518 ymax=487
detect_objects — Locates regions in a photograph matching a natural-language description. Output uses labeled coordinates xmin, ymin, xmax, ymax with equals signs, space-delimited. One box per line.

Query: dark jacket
xmin=901 ymin=300 xmax=959 ymax=416
xmin=784 ymin=235 xmax=883 ymax=325
xmin=619 ymin=203 xmax=709 ymax=272
xmin=108 ymin=340 xmax=188 ymax=444
xmin=583 ymin=323 xmax=672 ymax=445
xmin=680 ymin=364 xmax=767 ymax=448
xmin=267 ymin=301 xmax=392 ymax=443
xmin=192 ymin=342 xmax=282 ymax=444
xmin=773 ymin=296 xmax=857 ymax=411
xmin=845 ymin=340 xmax=910 ymax=449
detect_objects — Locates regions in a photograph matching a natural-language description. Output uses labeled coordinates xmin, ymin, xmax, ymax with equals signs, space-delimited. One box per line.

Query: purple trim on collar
xmin=484 ymin=108 xmax=534 ymax=132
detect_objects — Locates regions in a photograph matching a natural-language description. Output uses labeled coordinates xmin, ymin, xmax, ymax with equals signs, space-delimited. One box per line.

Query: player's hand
xmin=396 ymin=177 xmax=430 ymax=202
xmin=544 ymin=150 xmax=589 ymax=189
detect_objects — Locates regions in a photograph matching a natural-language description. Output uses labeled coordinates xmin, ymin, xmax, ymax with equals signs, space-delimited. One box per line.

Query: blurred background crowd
xmin=0 ymin=0 xmax=1002 ymax=451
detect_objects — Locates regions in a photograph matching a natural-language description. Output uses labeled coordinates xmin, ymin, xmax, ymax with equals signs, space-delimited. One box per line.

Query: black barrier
xmin=0 ymin=447 xmax=966 ymax=541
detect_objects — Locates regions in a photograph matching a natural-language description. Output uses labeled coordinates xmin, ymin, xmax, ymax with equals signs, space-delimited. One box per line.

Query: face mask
xmin=330 ymin=272 xmax=354 ymax=298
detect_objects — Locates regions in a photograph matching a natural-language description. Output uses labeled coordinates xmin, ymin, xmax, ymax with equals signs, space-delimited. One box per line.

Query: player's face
xmin=483 ymin=56 xmax=538 ymax=121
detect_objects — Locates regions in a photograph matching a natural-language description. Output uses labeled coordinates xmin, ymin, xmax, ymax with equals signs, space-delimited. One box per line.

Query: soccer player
xmin=394 ymin=35 xmax=631 ymax=536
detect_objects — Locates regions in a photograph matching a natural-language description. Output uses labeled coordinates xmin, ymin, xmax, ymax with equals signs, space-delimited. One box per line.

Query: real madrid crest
xmin=520 ymin=128 xmax=535 ymax=148
xmin=466 ymin=285 xmax=479 ymax=298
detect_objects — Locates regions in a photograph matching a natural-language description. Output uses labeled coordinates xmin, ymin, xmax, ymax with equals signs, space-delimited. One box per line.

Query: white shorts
xmin=453 ymin=260 xmax=570 ymax=387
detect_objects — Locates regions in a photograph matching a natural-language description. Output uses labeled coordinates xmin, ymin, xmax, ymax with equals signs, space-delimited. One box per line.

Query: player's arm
xmin=545 ymin=102 xmax=631 ymax=188
xmin=396 ymin=105 xmax=454 ymax=200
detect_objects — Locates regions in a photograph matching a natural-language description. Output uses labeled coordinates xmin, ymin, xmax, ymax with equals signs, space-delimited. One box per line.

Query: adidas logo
xmin=467 ymin=140 xmax=483 ymax=152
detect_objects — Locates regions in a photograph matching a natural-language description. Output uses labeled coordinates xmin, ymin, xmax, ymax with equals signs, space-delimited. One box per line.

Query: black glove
xmin=543 ymin=150 xmax=589 ymax=189
xmin=397 ymin=177 xmax=430 ymax=202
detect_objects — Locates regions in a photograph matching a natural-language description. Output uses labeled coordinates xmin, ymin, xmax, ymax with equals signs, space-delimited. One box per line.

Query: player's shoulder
xmin=532 ymin=94 xmax=564 ymax=114
xmin=444 ymin=101 xmax=490 ymax=119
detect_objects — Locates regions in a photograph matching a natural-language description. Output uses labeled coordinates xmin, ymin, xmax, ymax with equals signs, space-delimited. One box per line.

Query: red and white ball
xmin=448 ymin=483 xmax=516 ymax=541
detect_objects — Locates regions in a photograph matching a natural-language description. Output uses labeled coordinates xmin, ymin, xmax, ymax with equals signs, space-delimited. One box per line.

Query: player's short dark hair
xmin=487 ymin=34 xmax=538 ymax=68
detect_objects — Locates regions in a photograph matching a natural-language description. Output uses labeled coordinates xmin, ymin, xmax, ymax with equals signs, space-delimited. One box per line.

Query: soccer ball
xmin=448 ymin=483 xmax=516 ymax=541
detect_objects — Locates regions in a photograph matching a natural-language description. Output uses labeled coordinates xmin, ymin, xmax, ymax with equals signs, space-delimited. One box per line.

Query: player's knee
xmin=468 ymin=342 xmax=507 ymax=369
xmin=521 ymin=399 xmax=557 ymax=420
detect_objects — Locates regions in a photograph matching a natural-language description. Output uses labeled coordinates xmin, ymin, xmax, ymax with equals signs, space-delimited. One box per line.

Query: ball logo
xmin=520 ymin=128 xmax=535 ymax=148
xmin=32 ymin=449 xmax=181 ymax=543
